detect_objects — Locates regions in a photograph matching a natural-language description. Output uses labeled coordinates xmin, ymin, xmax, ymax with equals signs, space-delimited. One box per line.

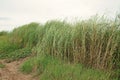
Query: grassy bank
xmin=20 ymin=55 xmax=110 ymax=80
xmin=0 ymin=16 xmax=120 ymax=80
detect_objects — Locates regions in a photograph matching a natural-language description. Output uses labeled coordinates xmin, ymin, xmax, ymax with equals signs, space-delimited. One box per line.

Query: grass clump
xmin=20 ymin=58 xmax=35 ymax=74
xmin=0 ymin=63 xmax=5 ymax=68
xmin=20 ymin=55 xmax=109 ymax=80
xmin=0 ymin=31 xmax=8 ymax=36
xmin=10 ymin=22 xmax=40 ymax=48
xmin=35 ymin=19 xmax=120 ymax=79
xmin=0 ymin=35 xmax=20 ymax=59
xmin=7 ymin=48 xmax=32 ymax=62
xmin=36 ymin=19 xmax=120 ymax=69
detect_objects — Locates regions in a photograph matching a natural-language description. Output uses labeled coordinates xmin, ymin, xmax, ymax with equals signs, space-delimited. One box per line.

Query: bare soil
xmin=0 ymin=59 xmax=38 ymax=80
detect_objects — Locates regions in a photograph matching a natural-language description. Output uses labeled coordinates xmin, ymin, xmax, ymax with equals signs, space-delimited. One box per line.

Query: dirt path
xmin=0 ymin=59 xmax=38 ymax=80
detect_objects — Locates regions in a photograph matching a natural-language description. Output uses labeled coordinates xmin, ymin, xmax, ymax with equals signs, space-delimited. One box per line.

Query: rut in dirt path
xmin=0 ymin=59 xmax=39 ymax=80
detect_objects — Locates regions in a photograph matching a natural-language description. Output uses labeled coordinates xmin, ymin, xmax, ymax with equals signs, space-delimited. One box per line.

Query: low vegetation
xmin=21 ymin=55 xmax=109 ymax=80
xmin=0 ymin=63 xmax=5 ymax=68
xmin=0 ymin=16 xmax=120 ymax=80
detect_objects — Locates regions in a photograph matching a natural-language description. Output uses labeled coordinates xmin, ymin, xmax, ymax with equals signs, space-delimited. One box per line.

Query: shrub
xmin=10 ymin=22 xmax=40 ymax=48
xmin=0 ymin=35 xmax=20 ymax=59
xmin=7 ymin=48 xmax=32 ymax=61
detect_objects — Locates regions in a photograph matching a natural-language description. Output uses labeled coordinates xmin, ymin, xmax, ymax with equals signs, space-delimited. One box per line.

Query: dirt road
xmin=0 ymin=59 xmax=38 ymax=80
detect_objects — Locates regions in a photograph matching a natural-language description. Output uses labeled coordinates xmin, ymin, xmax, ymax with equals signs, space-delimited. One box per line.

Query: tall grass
xmin=36 ymin=19 xmax=120 ymax=70
xmin=1 ymin=16 xmax=120 ymax=79
xmin=0 ymin=32 xmax=20 ymax=59
xmin=35 ymin=18 xmax=119 ymax=79
xmin=10 ymin=22 xmax=40 ymax=48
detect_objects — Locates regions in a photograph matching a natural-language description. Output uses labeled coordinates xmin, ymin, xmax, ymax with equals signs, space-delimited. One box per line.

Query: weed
xmin=0 ymin=63 xmax=5 ymax=68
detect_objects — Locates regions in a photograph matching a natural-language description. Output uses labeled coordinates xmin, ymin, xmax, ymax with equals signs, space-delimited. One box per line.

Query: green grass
xmin=11 ymin=22 xmax=40 ymax=48
xmin=36 ymin=20 xmax=120 ymax=70
xmin=7 ymin=48 xmax=32 ymax=62
xmin=0 ymin=31 xmax=8 ymax=36
xmin=0 ymin=16 xmax=120 ymax=79
xmin=0 ymin=36 xmax=31 ymax=60
xmin=40 ymin=57 xmax=109 ymax=80
xmin=20 ymin=55 xmax=110 ymax=80
xmin=0 ymin=63 xmax=5 ymax=68
xmin=20 ymin=58 xmax=35 ymax=74
xmin=0 ymin=35 xmax=20 ymax=59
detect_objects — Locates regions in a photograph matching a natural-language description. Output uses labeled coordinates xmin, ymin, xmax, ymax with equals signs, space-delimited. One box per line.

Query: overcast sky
xmin=0 ymin=0 xmax=120 ymax=31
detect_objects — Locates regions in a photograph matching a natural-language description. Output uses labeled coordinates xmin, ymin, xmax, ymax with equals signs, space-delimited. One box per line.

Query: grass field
xmin=0 ymin=16 xmax=120 ymax=80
